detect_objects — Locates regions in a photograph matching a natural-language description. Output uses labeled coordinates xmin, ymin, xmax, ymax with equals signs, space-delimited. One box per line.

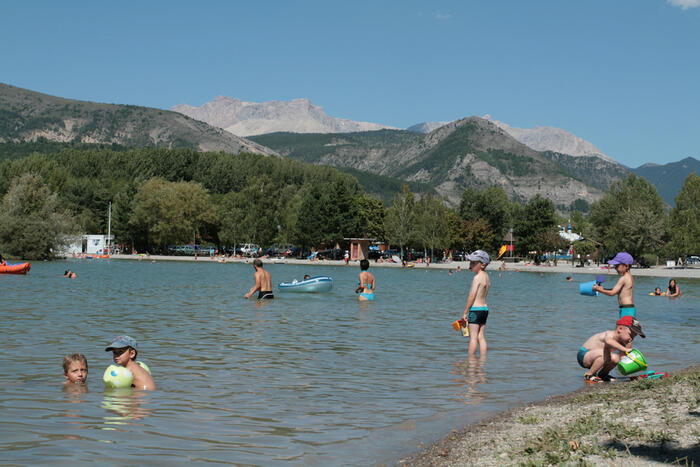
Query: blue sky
xmin=2 ymin=0 xmax=698 ymax=167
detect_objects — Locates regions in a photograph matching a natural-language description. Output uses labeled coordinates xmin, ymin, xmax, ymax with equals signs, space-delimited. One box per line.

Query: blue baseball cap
xmin=467 ymin=250 xmax=491 ymax=265
xmin=608 ymin=252 xmax=634 ymax=265
xmin=105 ymin=335 xmax=138 ymax=351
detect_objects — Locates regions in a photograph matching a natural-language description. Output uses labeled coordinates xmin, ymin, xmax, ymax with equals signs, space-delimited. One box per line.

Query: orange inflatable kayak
xmin=0 ymin=262 xmax=31 ymax=274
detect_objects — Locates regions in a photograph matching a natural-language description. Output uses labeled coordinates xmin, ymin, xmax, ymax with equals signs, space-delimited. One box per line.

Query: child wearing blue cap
xmin=461 ymin=250 xmax=491 ymax=356
xmin=105 ymin=335 xmax=156 ymax=390
xmin=593 ymin=252 xmax=636 ymax=318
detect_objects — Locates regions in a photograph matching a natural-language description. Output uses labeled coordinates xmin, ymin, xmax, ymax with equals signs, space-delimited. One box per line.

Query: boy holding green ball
xmin=105 ymin=335 xmax=156 ymax=390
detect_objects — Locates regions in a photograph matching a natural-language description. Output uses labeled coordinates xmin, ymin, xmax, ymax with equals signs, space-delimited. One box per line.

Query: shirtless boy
xmin=63 ymin=353 xmax=88 ymax=384
xmin=578 ymin=316 xmax=645 ymax=382
xmin=461 ymin=250 xmax=491 ymax=356
xmin=244 ymin=258 xmax=274 ymax=299
xmin=105 ymin=335 xmax=156 ymax=390
xmin=593 ymin=252 xmax=636 ymax=318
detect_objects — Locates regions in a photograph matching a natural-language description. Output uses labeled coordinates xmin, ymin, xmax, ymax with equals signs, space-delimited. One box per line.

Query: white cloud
xmin=434 ymin=11 xmax=452 ymax=20
xmin=667 ymin=0 xmax=700 ymax=9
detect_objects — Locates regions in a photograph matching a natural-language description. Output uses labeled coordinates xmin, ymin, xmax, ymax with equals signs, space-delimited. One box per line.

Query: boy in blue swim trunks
xmin=593 ymin=252 xmax=636 ymax=318
xmin=578 ymin=316 xmax=645 ymax=382
xmin=461 ymin=250 xmax=491 ymax=356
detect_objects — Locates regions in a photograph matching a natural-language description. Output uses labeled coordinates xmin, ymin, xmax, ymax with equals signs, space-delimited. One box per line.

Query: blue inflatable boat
xmin=278 ymin=275 xmax=333 ymax=293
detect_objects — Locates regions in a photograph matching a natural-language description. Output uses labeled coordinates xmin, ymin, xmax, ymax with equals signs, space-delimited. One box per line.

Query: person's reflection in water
xmin=452 ymin=356 xmax=487 ymax=405
xmin=101 ymin=388 xmax=152 ymax=428
xmin=61 ymin=383 xmax=90 ymax=436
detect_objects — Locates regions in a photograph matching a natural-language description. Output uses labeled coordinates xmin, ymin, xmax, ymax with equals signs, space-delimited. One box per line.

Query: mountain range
xmin=3 ymin=84 xmax=695 ymax=209
xmin=0 ymin=83 xmax=273 ymax=155
xmin=250 ymin=118 xmax=608 ymax=208
xmin=172 ymin=97 xmax=395 ymax=136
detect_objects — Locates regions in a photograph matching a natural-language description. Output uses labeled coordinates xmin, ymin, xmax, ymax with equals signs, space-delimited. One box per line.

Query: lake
xmin=1 ymin=259 xmax=698 ymax=465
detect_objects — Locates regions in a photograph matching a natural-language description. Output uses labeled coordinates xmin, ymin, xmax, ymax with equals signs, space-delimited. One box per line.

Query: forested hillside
xmin=0 ymin=83 xmax=273 ymax=155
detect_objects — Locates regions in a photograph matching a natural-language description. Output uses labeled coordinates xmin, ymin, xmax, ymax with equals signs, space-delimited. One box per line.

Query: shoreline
xmin=398 ymin=365 xmax=700 ymax=466
xmin=104 ymin=254 xmax=700 ymax=279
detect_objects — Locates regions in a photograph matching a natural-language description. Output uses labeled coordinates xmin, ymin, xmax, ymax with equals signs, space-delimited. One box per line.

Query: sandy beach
xmin=108 ymin=254 xmax=700 ymax=279
xmin=399 ymin=365 xmax=700 ymax=466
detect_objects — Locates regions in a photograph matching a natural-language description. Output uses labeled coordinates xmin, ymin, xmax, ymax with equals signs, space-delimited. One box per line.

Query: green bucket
xmin=617 ymin=348 xmax=647 ymax=375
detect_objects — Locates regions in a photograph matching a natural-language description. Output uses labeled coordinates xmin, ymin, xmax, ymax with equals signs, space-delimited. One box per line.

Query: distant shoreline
xmin=106 ymin=254 xmax=700 ymax=279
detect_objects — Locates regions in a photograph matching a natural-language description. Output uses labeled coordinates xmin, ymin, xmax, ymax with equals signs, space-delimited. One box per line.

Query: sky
xmin=2 ymin=0 xmax=699 ymax=167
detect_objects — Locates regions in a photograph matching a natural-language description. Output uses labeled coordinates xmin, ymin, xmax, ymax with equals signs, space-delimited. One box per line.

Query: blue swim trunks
xmin=577 ymin=346 xmax=588 ymax=368
xmin=468 ymin=306 xmax=488 ymax=325
xmin=619 ymin=305 xmax=636 ymax=318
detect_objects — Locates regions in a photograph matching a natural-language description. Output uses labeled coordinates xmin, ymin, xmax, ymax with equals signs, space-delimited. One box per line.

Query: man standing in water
xmin=244 ymin=258 xmax=274 ymax=299
xmin=461 ymin=250 xmax=491 ymax=356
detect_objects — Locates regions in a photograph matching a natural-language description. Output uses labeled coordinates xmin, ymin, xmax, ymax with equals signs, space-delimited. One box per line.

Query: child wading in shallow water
xmin=593 ymin=252 xmax=636 ymax=318
xmin=461 ymin=250 xmax=491 ymax=356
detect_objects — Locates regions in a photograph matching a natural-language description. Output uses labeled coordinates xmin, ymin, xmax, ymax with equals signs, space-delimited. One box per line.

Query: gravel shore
xmin=108 ymin=254 xmax=700 ymax=279
xmin=399 ymin=366 xmax=700 ymax=466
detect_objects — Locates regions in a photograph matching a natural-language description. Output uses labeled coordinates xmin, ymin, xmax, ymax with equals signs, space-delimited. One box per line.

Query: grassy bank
xmin=401 ymin=366 xmax=699 ymax=466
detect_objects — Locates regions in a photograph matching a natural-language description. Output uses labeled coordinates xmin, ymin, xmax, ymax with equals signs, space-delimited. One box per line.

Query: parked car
xmin=240 ymin=243 xmax=260 ymax=257
xmin=685 ymin=255 xmax=700 ymax=265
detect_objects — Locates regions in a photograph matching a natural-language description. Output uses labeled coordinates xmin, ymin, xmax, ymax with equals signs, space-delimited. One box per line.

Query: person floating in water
xmin=461 ymin=250 xmax=491 ymax=356
xmin=64 ymin=270 xmax=77 ymax=278
xmin=666 ymin=279 xmax=680 ymax=297
xmin=593 ymin=252 xmax=636 ymax=318
xmin=244 ymin=258 xmax=274 ymax=299
xmin=356 ymin=259 xmax=375 ymax=301
xmin=577 ymin=316 xmax=645 ymax=383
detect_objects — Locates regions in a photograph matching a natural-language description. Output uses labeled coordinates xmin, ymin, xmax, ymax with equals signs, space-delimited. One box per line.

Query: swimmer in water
xmin=105 ymin=335 xmax=156 ymax=390
xmin=63 ymin=353 xmax=88 ymax=385
xmin=357 ymin=259 xmax=375 ymax=301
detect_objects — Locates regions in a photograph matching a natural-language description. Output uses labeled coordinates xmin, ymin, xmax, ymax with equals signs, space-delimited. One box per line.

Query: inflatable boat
xmin=278 ymin=275 xmax=333 ymax=293
xmin=0 ymin=262 xmax=31 ymax=274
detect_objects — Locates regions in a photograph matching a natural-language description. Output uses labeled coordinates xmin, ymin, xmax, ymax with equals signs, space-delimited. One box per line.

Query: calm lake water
xmin=1 ymin=259 xmax=698 ymax=465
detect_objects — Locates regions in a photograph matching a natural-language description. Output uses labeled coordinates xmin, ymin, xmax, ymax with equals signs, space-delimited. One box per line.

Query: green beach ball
xmin=137 ymin=361 xmax=151 ymax=375
xmin=103 ymin=364 xmax=134 ymax=388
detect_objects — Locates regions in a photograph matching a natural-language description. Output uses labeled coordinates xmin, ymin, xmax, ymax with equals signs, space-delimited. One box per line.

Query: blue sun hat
xmin=466 ymin=250 xmax=490 ymax=265
xmin=608 ymin=252 xmax=634 ymax=265
xmin=105 ymin=335 xmax=138 ymax=351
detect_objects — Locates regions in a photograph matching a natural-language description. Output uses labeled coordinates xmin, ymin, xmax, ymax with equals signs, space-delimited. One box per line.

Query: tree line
xmin=0 ymin=147 xmax=697 ymax=262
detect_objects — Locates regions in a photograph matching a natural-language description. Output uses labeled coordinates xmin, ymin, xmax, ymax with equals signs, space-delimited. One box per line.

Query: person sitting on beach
xmin=105 ymin=335 xmax=156 ymax=390
xmin=244 ymin=258 xmax=274 ymax=299
xmin=63 ymin=353 xmax=88 ymax=385
xmin=577 ymin=316 xmax=645 ymax=382
xmin=356 ymin=259 xmax=375 ymax=301
xmin=461 ymin=250 xmax=491 ymax=356
xmin=593 ymin=252 xmax=636 ymax=318
xmin=666 ymin=279 xmax=680 ymax=297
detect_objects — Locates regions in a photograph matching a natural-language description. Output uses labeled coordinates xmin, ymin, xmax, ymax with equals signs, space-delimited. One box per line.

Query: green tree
xmin=384 ymin=185 xmax=415 ymax=258
xmin=0 ymin=173 xmax=78 ymax=259
xmin=589 ymin=174 xmax=666 ymax=258
xmin=356 ymin=193 xmax=386 ymax=240
xmin=514 ymin=195 xmax=557 ymax=257
xmin=129 ymin=178 xmax=214 ymax=251
xmin=414 ymin=193 xmax=449 ymax=260
xmin=459 ymin=186 xmax=511 ymax=250
xmin=665 ymin=173 xmax=699 ymax=258
xmin=573 ymin=240 xmax=596 ymax=266
xmin=217 ymin=191 xmax=248 ymax=251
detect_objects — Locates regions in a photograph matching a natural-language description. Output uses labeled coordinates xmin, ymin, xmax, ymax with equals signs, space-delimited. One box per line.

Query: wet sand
xmin=398 ymin=365 xmax=700 ymax=466
xmin=108 ymin=254 xmax=700 ymax=279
